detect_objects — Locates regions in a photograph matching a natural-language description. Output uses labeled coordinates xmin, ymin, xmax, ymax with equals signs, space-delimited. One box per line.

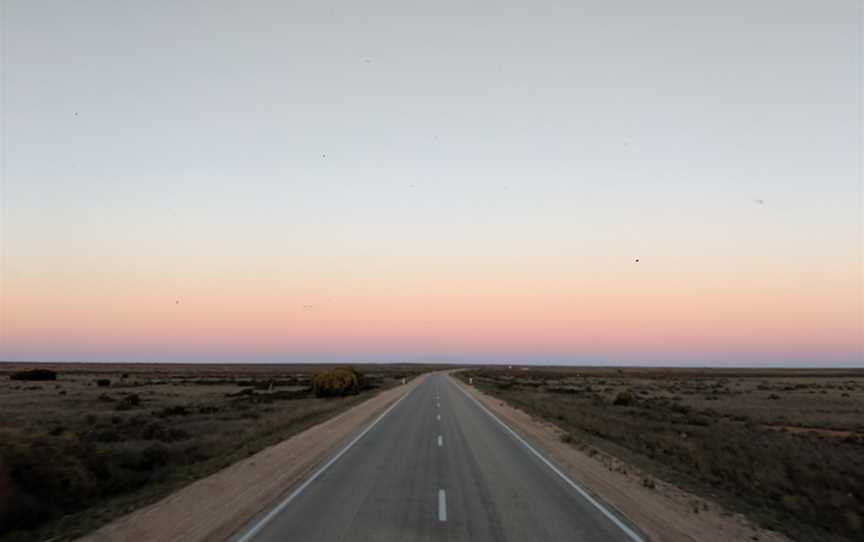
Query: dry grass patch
xmin=458 ymin=367 xmax=864 ymax=542
xmin=0 ymin=362 xmax=435 ymax=542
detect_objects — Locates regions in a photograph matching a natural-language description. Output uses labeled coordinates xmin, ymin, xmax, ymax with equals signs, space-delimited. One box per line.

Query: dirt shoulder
xmin=76 ymin=374 xmax=427 ymax=542
xmin=453 ymin=375 xmax=790 ymax=542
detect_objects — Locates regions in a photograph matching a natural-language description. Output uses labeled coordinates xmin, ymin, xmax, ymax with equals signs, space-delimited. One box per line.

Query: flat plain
xmin=455 ymin=367 xmax=864 ymax=542
xmin=0 ymin=362 xmax=432 ymax=542
xmin=3 ymin=363 xmax=862 ymax=542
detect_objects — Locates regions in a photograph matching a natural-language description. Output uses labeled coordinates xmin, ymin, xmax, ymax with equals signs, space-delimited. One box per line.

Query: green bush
xmin=0 ymin=421 xmax=192 ymax=536
xmin=311 ymin=366 xmax=364 ymax=397
xmin=0 ymin=430 xmax=101 ymax=532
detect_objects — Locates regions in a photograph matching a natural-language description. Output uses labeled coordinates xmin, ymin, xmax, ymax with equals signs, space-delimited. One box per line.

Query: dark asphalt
xmin=231 ymin=373 xmax=642 ymax=542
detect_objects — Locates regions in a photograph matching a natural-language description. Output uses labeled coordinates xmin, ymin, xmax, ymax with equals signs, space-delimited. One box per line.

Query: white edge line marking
xmin=438 ymin=489 xmax=447 ymax=522
xmin=234 ymin=384 xmax=417 ymax=542
xmin=453 ymin=379 xmax=645 ymax=542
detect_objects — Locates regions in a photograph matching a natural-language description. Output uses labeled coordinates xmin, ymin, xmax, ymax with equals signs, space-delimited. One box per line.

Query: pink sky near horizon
xmin=3 ymin=251 xmax=860 ymax=364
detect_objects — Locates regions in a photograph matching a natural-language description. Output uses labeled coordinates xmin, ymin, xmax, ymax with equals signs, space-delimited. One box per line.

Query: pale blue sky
xmin=0 ymin=1 xmax=861 ymax=365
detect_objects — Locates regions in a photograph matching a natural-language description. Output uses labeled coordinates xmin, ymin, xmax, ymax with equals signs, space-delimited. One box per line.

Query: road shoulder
xmin=452 ymin=375 xmax=790 ymax=542
xmin=76 ymin=375 xmax=427 ymax=542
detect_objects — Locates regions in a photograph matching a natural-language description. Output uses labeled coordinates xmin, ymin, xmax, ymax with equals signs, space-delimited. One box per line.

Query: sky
xmin=0 ymin=0 xmax=861 ymax=366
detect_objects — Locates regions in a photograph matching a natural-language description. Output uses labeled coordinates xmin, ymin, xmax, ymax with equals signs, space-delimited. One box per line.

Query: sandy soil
xmin=76 ymin=375 xmax=427 ymax=542
xmin=455 ymin=375 xmax=792 ymax=542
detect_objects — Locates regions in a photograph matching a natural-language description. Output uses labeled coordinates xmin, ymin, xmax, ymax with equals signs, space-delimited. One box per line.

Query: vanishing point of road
xmin=230 ymin=373 xmax=644 ymax=542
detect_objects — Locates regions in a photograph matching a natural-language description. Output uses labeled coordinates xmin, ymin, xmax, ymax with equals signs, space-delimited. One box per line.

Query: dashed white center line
xmin=438 ymin=489 xmax=447 ymax=522
xmin=437 ymin=435 xmax=443 ymax=447
xmin=436 ymin=414 xmax=441 ymax=421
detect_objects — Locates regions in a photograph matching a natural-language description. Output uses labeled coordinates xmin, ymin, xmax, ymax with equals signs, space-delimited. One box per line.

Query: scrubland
xmin=0 ymin=362 xmax=429 ymax=542
xmin=457 ymin=367 xmax=864 ymax=542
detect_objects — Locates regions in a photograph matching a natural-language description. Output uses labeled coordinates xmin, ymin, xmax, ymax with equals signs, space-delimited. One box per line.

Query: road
xmin=231 ymin=373 xmax=643 ymax=542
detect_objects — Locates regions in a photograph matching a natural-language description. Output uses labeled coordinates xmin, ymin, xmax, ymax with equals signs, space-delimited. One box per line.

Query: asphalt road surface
xmin=232 ymin=373 xmax=643 ymax=542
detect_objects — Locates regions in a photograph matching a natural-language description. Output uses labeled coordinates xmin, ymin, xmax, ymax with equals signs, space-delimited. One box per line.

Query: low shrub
xmin=9 ymin=369 xmax=57 ymax=381
xmin=156 ymin=405 xmax=190 ymax=417
xmin=613 ymin=390 xmax=635 ymax=406
xmin=547 ymin=386 xmax=578 ymax=394
xmin=114 ymin=394 xmax=140 ymax=411
xmin=311 ymin=366 xmax=364 ymax=397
